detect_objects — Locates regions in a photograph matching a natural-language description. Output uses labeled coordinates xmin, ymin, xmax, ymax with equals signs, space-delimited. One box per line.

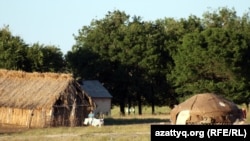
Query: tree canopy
xmin=68 ymin=8 xmax=250 ymax=113
xmin=1 ymin=7 xmax=250 ymax=114
xmin=0 ymin=26 xmax=65 ymax=72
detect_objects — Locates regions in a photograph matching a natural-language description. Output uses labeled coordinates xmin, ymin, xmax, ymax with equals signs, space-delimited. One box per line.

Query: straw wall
xmin=0 ymin=105 xmax=90 ymax=128
xmin=0 ymin=107 xmax=52 ymax=128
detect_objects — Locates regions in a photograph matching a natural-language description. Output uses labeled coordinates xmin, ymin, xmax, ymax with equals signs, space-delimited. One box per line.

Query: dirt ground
xmin=0 ymin=124 xmax=29 ymax=134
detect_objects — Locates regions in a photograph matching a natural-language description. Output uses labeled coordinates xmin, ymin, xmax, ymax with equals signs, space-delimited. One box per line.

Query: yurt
xmin=170 ymin=93 xmax=243 ymax=125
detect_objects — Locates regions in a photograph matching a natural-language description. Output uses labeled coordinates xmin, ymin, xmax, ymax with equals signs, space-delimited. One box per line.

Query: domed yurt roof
xmin=170 ymin=93 xmax=242 ymax=125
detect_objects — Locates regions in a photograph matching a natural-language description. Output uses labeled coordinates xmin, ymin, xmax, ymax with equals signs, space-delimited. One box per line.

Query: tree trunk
xmin=137 ymin=94 xmax=142 ymax=115
xmin=128 ymin=97 xmax=132 ymax=115
xmin=245 ymin=102 xmax=249 ymax=111
xmin=120 ymin=102 xmax=125 ymax=116
xmin=151 ymin=85 xmax=155 ymax=115
xmin=119 ymin=83 xmax=127 ymax=116
xmin=152 ymin=100 xmax=155 ymax=115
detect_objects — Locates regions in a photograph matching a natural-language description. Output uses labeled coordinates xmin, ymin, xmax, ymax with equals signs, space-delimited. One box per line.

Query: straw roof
xmin=170 ymin=93 xmax=242 ymax=124
xmin=0 ymin=69 xmax=88 ymax=109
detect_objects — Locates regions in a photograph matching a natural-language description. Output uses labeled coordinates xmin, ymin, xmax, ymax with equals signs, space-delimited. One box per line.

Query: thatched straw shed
xmin=0 ymin=69 xmax=94 ymax=128
xmin=170 ymin=93 xmax=243 ymax=125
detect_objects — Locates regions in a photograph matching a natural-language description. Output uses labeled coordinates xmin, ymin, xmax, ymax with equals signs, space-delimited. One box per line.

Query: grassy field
xmin=0 ymin=124 xmax=152 ymax=141
xmin=0 ymin=106 xmax=169 ymax=141
xmin=0 ymin=106 xmax=249 ymax=141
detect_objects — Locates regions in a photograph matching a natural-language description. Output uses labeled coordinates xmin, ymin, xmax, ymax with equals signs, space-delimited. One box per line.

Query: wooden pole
xmin=27 ymin=109 xmax=34 ymax=128
xmin=70 ymin=99 xmax=76 ymax=127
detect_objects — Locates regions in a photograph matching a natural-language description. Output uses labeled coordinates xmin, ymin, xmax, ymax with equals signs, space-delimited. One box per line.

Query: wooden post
xmin=27 ymin=109 xmax=34 ymax=128
xmin=41 ymin=108 xmax=46 ymax=128
xmin=70 ymin=99 xmax=76 ymax=127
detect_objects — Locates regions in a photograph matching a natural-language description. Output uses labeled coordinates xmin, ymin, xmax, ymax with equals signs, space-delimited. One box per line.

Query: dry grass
xmin=1 ymin=106 xmax=249 ymax=141
xmin=0 ymin=106 xmax=170 ymax=141
xmin=0 ymin=115 xmax=165 ymax=141
xmin=0 ymin=124 xmax=153 ymax=141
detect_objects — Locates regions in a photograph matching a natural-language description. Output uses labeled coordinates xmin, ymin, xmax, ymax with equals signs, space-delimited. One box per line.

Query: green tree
xmin=170 ymin=27 xmax=250 ymax=104
xmin=69 ymin=11 xmax=174 ymax=115
xmin=125 ymin=19 xmax=171 ymax=114
xmin=0 ymin=26 xmax=30 ymax=71
xmin=68 ymin=7 xmax=250 ymax=113
xmin=68 ymin=10 xmax=130 ymax=115
xmin=162 ymin=16 xmax=203 ymax=105
xmin=27 ymin=43 xmax=44 ymax=72
xmin=27 ymin=43 xmax=65 ymax=72
xmin=168 ymin=7 xmax=250 ymax=106
xmin=40 ymin=45 xmax=65 ymax=72
xmin=202 ymin=7 xmax=241 ymax=29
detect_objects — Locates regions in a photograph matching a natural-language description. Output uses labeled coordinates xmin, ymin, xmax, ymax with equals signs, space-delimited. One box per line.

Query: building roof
xmin=0 ymin=69 xmax=92 ymax=109
xmin=81 ymin=80 xmax=112 ymax=98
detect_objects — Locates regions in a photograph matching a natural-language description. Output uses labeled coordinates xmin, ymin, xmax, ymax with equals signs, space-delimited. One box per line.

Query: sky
xmin=0 ymin=0 xmax=249 ymax=55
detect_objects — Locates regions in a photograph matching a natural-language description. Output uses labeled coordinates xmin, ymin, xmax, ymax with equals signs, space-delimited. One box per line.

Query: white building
xmin=81 ymin=80 xmax=112 ymax=117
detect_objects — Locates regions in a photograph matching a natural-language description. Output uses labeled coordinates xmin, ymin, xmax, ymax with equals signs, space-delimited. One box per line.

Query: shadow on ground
xmin=104 ymin=117 xmax=170 ymax=125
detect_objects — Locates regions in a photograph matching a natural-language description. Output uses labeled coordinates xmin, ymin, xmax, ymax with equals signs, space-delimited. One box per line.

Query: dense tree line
xmin=1 ymin=7 xmax=250 ymax=114
xmin=0 ymin=26 xmax=66 ymax=72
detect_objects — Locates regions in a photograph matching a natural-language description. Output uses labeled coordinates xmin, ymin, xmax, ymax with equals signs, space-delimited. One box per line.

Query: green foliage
xmin=171 ymin=26 xmax=250 ymax=103
xmin=68 ymin=8 xmax=250 ymax=114
xmin=68 ymin=10 xmax=175 ymax=115
xmin=0 ymin=26 xmax=29 ymax=71
xmin=40 ymin=45 xmax=65 ymax=72
xmin=27 ymin=43 xmax=65 ymax=72
xmin=27 ymin=43 xmax=44 ymax=71
xmin=0 ymin=26 xmax=65 ymax=73
xmin=2 ymin=7 xmax=250 ymax=114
